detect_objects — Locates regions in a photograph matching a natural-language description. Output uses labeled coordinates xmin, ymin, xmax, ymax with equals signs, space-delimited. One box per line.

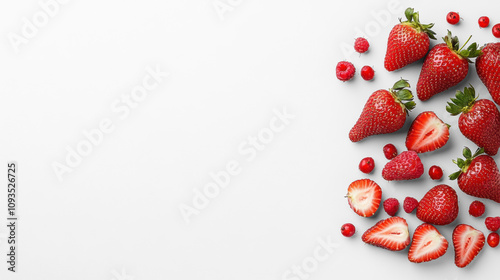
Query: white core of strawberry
xmin=372 ymin=223 xmax=409 ymax=243
xmin=348 ymin=184 xmax=379 ymax=216
xmin=458 ymin=229 xmax=482 ymax=258
xmin=411 ymin=231 xmax=446 ymax=259
xmin=411 ymin=117 xmax=447 ymax=150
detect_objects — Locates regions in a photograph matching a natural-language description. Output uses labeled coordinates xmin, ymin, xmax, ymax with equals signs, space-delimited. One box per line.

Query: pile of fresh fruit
xmin=338 ymin=8 xmax=500 ymax=268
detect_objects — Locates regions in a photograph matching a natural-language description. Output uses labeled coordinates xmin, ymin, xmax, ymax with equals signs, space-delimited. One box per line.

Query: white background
xmin=0 ymin=0 xmax=499 ymax=279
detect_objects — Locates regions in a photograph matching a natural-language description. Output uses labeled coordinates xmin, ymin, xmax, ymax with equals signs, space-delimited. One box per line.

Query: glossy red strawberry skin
xmin=362 ymin=216 xmax=410 ymax=251
xmin=408 ymin=223 xmax=448 ymax=263
xmin=476 ymin=43 xmax=500 ymax=105
xmin=406 ymin=111 xmax=450 ymax=153
xmin=416 ymin=185 xmax=459 ymax=225
xmin=453 ymin=224 xmax=485 ymax=268
xmin=349 ymin=90 xmax=407 ymax=142
xmin=382 ymin=151 xmax=424 ymax=181
xmin=458 ymin=155 xmax=500 ymax=203
xmin=416 ymin=43 xmax=469 ymax=101
xmin=459 ymin=99 xmax=500 ymax=156
xmin=384 ymin=24 xmax=430 ymax=71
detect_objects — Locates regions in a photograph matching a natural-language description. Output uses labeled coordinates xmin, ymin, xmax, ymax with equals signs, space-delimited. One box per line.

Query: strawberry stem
xmin=390 ymin=79 xmax=415 ymax=114
xmin=449 ymin=147 xmax=485 ymax=180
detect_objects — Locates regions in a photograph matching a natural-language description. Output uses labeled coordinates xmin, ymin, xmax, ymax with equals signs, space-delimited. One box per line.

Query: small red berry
xmin=360 ymin=66 xmax=375 ymax=81
xmin=383 ymin=144 xmax=398 ymax=160
xmin=359 ymin=157 xmax=375 ymax=174
xmin=447 ymin=12 xmax=460 ymax=25
xmin=403 ymin=197 xmax=419 ymax=213
xmin=428 ymin=165 xmax=443 ymax=180
xmin=488 ymin=232 xmax=500 ymax=248
xmin=478 ymin=16 xmax=490 ymax=28
xmin=469 ymin=200 xmax=486 ymax=217
xmin=486 ymin=217 xmax=500 ymax=231
xmin=383 ymin=198 xmax=399 ymax=216
xmin=354 ymin=37 xmax=369 ymax=53
xmin=336 ymin=61 xmax=355 ymax=81
xmin=341 ymin=223 xmax=356 ymax=237
xmin=493 ymin=24 xmax=500 ymax=38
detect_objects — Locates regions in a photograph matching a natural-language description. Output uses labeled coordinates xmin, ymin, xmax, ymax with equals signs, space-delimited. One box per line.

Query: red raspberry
xmin=403 ymin=197 xmax=418 ymax=213
xmin=360 ymin=66 xmax=375 ymax=81
xmin=485 ymin=217 xmax=500 ymax=231
xmin=354 ymin=37 xmax=369 ymax=53
xmin=336 ymin=61 xmax=355 ymax=81
xmin=469 ymin=200 xmax=485 ymax=217
xmin=383 ymin=198 xmax=399 ymax=216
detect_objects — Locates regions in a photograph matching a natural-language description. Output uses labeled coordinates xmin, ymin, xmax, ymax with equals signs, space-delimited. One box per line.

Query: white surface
xmin=0 ymin=0 xmax=499 ymax=279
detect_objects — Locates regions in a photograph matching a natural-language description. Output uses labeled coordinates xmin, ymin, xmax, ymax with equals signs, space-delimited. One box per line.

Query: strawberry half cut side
xmin=408 ymin=223 xmax=448 ymax=263
xmin=346 ymin=179 xmax=382 ymax=217
xmin=453 ymin=224 xmax=485 ymax=268
xmin=362 ymin=216 xmax=410 ymax=251
xmin=406 ymin=111 xmax=450 ymax=153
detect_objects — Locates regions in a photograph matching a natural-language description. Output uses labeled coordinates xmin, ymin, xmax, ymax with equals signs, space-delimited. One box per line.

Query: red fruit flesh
xmin=408 ymin=223 xmax=449 ymax=263
xmin=417 ymin=43 xmax=469 ymax=101
xmin=468 ymin=200 xmax=485 ymax=217
xmin=476 ymin=43 xmax=500 ymax=106
xmin=406 ymin=111 xmax=449 ymax=153
xmin=416 ymin=185 xmax=459 ymax=226
xmin=453 ymin=224 xmax=485 ymax=268
xmin=362 ymin=217 xmax=410 ymax=251
xmin=382 ymin=151 xmax=424 ymax=181
xmin=346 ymin=179 xmax=382 ymax=217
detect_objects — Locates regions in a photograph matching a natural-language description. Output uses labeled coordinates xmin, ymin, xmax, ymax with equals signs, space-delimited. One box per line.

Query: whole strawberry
xmin=382 ymin=150 xmax=424 ymax=181
xmin=446 ymin=86 xmax=500 ymax=155
xmin=476 ymin=43 xmax=500 ymax=105
xmin=349 ymin=79 xmax=415 ymax=142
xmin=450 ymin=147 xmax=500 ymax=203
xmin=416 ymin=31 xmax=481 ymax=101
xmin=384 ymin=7 xmax=436 ymax=71
xmin=416 ymin=184 xmax=459 ymax=226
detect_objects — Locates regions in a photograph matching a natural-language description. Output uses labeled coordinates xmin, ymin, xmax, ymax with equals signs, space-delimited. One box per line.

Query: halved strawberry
xmin=406 ymin=111 xmax=450 ymax=153
xmin=362 ymin=216 xmax=410 ymax=251
xmin=408 ymin=223 xmax=448 ymax=263
xmin=346 ymin=179 xmax=382 ymax=217
xmin=452 ymin=224 xmax=485 ymax=268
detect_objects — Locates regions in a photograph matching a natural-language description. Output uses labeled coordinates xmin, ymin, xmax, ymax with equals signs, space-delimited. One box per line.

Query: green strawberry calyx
xmin=401 ymin=7 xmax=436 ymax=40
xmin=449 ymin=146 xmax=485 ymax=180
xmin=443 ymin=30 xmax=482 ymax=63
xmin=446 ymin=85 xmax=478 ymax=115
xmin=389 ymin=79 xmax=415 ymax=115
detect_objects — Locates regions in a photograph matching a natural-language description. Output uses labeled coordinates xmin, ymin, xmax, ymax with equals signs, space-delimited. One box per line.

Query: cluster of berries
xmin=336 ymin=38 xmax=374 ymax=82
xmin=338 ymin=7 xmax=500 ymax=268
